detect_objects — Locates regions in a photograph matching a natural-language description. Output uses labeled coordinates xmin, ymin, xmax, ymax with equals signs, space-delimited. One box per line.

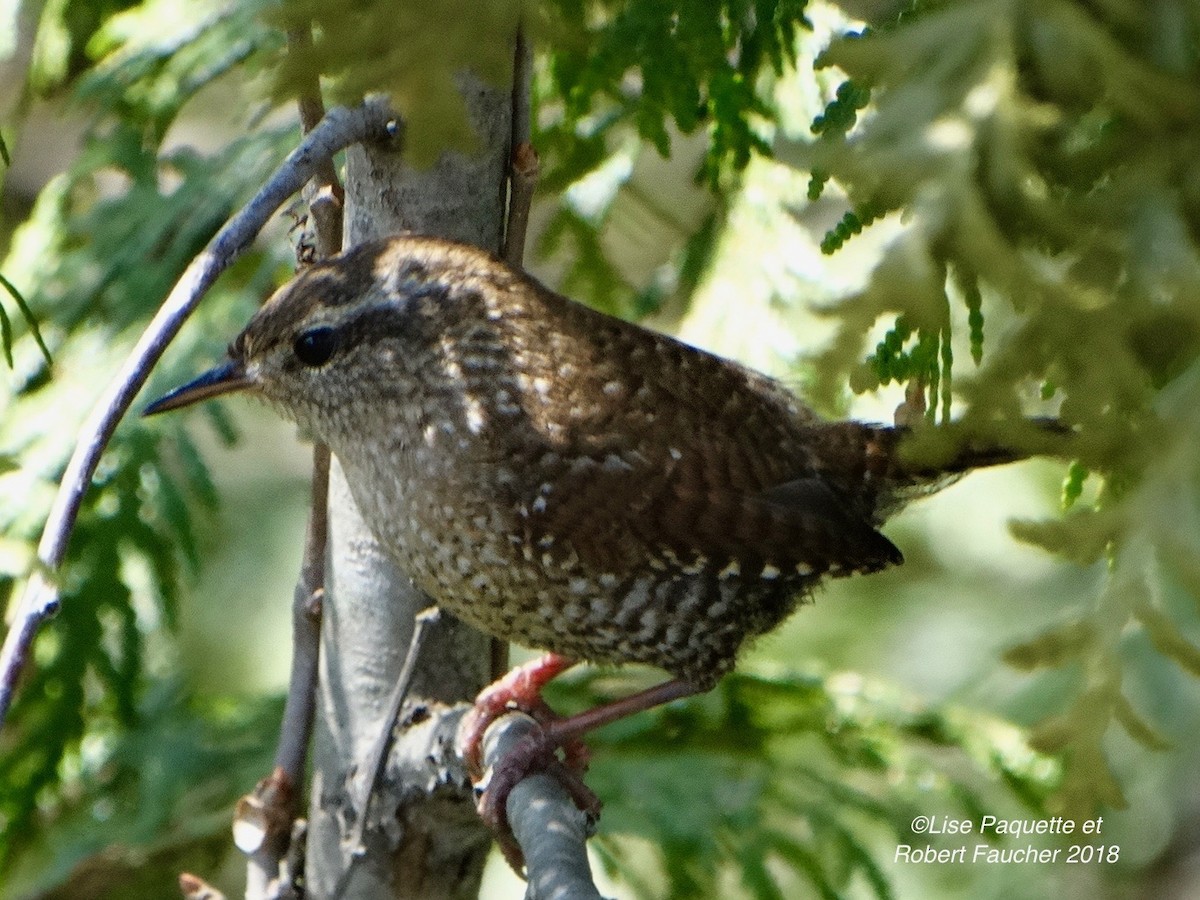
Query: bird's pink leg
xmin=459 ymin=652 xmax=579 ymax=779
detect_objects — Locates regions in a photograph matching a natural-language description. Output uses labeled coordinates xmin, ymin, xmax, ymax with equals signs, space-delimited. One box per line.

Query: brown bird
xmin=147 ymin=235 xmax=1061 ymax=857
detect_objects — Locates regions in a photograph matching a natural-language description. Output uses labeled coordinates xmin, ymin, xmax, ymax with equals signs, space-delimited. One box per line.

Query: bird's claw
xmin=459 ymin=654 xmax=597 ymax=872
xmin=459 ymin=652 xmax=582 ymax=778
xmin=473 ymin=726 xmax=601 ymax=873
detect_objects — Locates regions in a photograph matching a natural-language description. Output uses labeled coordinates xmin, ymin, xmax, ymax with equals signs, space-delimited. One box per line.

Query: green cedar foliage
xmin=0 ymin=0 xmax=286 ymax=878
xmin=792 ymin=0 xmax=1200 ymax=823
xmin=533 ymin=0 xmax=812 ymax=319
xmin=3 ymin=685 xmax=283 ymax=898
xmin=556 ymin=668 xmax=1057 ymax=900
xmin=2 ymin=0 xmax=1198 ymax=896
xmin=0 ymin=272 xmax=50 ymax=369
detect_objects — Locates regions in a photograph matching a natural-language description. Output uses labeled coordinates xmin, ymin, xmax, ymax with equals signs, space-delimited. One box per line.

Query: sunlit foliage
xmin=2 ymin=0 xmax=1198 ymax=897
xmin=789 ymin=0 xmax=1200 ymax=822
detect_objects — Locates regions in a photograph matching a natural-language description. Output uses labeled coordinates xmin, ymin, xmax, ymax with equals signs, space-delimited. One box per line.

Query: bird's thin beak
xmin=143 ymin=360 xmax=252 ymax=416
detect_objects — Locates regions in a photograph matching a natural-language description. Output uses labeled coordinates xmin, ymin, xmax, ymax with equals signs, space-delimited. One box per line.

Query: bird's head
xmin=144 ymin=236 xmax=515 ymax=441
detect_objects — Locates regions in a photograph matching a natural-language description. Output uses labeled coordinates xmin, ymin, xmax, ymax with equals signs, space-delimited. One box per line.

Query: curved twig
xmin=347 ymin=605 xmax=443 ymax=855
xmin=0 ymin=98 xmax=396 ymax=729
xmin=240 ymin=27 xmax=347 ymax=900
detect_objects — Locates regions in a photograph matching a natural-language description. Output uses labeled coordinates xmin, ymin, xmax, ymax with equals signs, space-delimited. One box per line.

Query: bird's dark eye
xmin=293 ymin=327 xmax=338 ymax=367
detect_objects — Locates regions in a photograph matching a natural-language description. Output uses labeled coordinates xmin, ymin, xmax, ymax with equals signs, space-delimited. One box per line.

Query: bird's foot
xmin=474 ymin=720 xmax=602 ymax=872
xmin=461 ymin=664 xmax=701 ymax=873
xmin=459 ymin=652 xmax=589 ymax=780
xmin=459 ymin=653 xmax=596 ymax=872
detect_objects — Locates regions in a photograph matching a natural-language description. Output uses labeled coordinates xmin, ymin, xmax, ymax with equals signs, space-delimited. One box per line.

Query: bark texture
xmin=305 ymin=73 xmax=513 ymax=899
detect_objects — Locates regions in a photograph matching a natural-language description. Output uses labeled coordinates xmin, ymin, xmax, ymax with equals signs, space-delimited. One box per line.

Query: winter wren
xmin=147 ymin=235 xmax=1056 ymax=838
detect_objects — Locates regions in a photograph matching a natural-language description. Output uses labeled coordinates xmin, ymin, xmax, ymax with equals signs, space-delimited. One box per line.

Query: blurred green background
xmin=3 ymin=1 xmax=1200 ymax=898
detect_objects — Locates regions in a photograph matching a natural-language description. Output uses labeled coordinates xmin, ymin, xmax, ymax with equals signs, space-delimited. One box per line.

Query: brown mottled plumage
xmin=148 ymin=235 xmax=1070 ymax=860
xmin=149 ymin=236 xmax=1046 ymax=688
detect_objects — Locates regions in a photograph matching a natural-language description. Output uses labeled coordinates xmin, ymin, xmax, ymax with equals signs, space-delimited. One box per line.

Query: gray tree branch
xmin=304 ymin=69 xmax=511 ymax=898
xmin=483 ymin=714 xmax=609 ymax=900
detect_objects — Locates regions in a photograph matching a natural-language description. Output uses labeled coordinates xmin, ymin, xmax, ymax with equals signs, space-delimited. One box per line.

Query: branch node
xmin=179 ymin=872 xmax=227 ymax=900
xmin=235 ymin=767 xmax=296 ymax=854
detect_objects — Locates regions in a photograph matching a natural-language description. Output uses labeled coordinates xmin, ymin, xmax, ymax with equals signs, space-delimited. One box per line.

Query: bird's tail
xmin=886 ymin=416 xmax=1072 ymax=481
xmin=810 ymin=417 xmax=1072 ymax=522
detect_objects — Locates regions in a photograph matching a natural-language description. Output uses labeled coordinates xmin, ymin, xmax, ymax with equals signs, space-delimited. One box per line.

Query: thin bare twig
xmin=288 ymin=26 xmax=343 ymax=206
xmin=240 ymin=445 xmax=331 ymax=900
xmin=0 ymin=98 xmax=395 ymax=729
xmin=242 ymin=28 xmax=347 ymax=900
xmin=503 ymin=25 xmax=539 ymax=269
xmin=491 ymin=20 xmax=539 ymax=685
xmin=288 ymin=23 xmax=345 ymax=263
xmin=505 ymin=143 xmax=540 ymax=270
xmin=346 ymin=606 xmax=443 ymax=855
xmin=275 ymin=445 xmax=331 ymax=781
xmin=510 ymin=24 xmax=533 ymax=162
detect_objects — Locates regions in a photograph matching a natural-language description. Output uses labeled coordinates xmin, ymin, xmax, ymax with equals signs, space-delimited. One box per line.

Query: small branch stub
xmin=179 ymin=872 xmax=227 ymax=900
xmin=235 ymin=767 xmax=296 ymax=854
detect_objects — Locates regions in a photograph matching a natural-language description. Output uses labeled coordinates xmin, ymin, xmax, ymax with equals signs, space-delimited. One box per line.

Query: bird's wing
xmin=528 ymin=434 xmax=902 ymax=580
xmin=508 ymin=291 xmax=903 ymax=579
